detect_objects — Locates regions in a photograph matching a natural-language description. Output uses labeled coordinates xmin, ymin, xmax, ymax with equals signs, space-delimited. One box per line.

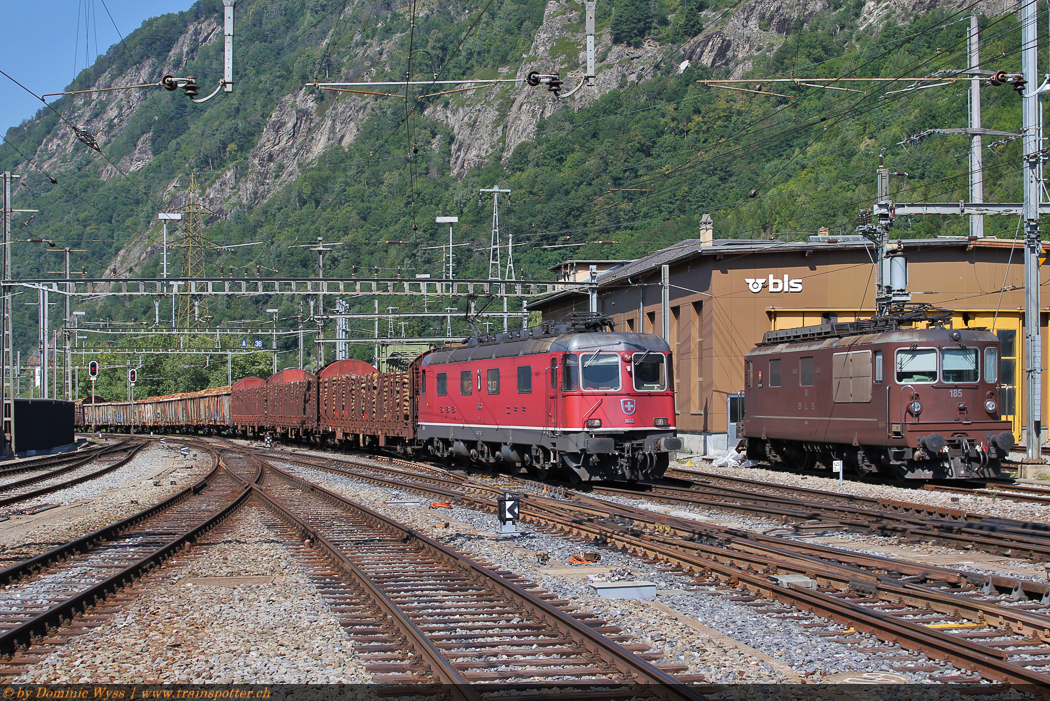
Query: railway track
xmin=0 ymin=439 xmax=147 ymax=509
xmin=0 ymin=443 xmax=109 ymax=480
xmin=0 ymin=444 xmax=248 ymax=670
xmin=251 ymin=456 xmax=703 ymax=693
xmin=651 ymin=469 xmax=1050 ymax=561
xmin=260 ymin=445 xmax=1050 ymax=684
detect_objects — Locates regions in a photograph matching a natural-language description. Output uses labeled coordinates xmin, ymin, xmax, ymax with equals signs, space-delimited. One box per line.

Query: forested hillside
xmin=0 ymin=0 xmax=1040 ymax=399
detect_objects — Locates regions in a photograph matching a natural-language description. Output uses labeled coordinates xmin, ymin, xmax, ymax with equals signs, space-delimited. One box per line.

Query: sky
xmin=0 ymin=1 xmax=194 ymax=137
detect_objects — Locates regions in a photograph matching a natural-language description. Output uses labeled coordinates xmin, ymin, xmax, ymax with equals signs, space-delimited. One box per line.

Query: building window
xmin=436 ymin=373 xmax=447 ymax=396
xmin=769 ymin=359 xmax=781 ymax=387
xmin=460 ymin=370 xmax=472 ymax=395
xmin=517 ymin=366 xmax=532 ymax=394
xmin=800 ymin=356 xmax=814 ymax=386
xmin=487 ymin=368 xmax=500 ymax=394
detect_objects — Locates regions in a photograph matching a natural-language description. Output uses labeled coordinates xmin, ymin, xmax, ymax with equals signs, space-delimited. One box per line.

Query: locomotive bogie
xmin=741 ymin=325 xmax=1014 ymax=480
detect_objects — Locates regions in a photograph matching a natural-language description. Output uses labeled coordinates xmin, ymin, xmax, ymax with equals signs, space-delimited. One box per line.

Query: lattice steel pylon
xmin=172 ymin=174 xmax=210 ymax=328
xmin=481 ymin=186 xmax=511 ymax=281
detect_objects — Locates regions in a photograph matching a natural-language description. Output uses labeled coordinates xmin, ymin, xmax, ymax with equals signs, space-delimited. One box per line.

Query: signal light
xmin=88 ymin=361 xmax=99 ymax=378
xmin=129 ymin=369 xmax=137 ymax=384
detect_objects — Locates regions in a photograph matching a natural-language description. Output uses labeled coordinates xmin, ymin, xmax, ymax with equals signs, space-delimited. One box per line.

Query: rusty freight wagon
xmin=266 ymin=368 xmax=317 ymax=437
xmin=317 ymin=358 xmax=415 ymax=448
xmin=231 ymin=377 xmax=267 ymax=435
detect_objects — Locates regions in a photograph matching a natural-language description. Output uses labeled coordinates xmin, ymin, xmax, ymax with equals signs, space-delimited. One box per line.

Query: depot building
xmin=531 ymin=225 xmax=1050 ymax=455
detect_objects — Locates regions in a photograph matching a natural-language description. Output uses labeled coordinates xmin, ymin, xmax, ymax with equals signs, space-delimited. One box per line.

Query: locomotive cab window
xmin=562 ymin=353 xmax=579 ymax=391
xmin=895 ymin=348 xmax=937 ymax=384
xmin=942 ymin=348 xmax=978 ymax=383
xmin=769 ymin=359 xmax=781 ymax=387
xmin=460 ymin=370 xmax=472 ymax=395
xmin=436 ymin=373 xmax=447 ymax=396
xmin=487 ymin=368 xmax=500 ymax=394
xmin=633 ymin=352 xmax=666 ymax=391
xmin=517 ymin=366 xmax=532 ymax=394
xmin=984 ymin=347 xmax=997 ymax=384
xmin=581 ymin=351 xmax=621 ymax=391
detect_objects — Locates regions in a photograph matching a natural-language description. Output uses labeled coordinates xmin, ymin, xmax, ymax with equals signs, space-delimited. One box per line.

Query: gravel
xmin=0 ymin=442 xmax=213 ymax=564
xmin=15 ymin=507 xmax=370 ymax=685
xmin=676 ymin=456 xmax=1050 ymax=524
xmin=270 ymin=457 xmax=981 ymax=684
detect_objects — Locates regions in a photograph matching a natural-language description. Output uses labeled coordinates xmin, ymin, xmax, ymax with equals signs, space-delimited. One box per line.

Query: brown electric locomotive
xmin=740 ymin=309 xmax=1015 ymax=480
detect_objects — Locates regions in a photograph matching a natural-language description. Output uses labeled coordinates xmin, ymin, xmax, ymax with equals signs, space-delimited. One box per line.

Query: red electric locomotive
xmin=417 ymin=314 xmax=681 ymax=482
xmin=740 ymin=310 xmax=1015 ymax=480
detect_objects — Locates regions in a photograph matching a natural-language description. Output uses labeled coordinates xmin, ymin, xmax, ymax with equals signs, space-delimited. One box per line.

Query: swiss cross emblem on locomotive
xmin=621 ymin=399 xmax=636 ymax=415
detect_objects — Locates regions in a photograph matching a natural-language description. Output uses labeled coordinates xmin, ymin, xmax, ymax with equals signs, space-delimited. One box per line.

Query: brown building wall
xmin=535 ymin=239 xmax=1049 ymax=453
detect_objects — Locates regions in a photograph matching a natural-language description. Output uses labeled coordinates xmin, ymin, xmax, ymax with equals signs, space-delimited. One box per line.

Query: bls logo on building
xmin=745 ymin=274 xmax=803 ymax=293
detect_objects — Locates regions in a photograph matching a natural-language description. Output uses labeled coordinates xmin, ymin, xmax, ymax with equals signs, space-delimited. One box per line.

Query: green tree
xmin=612 ymin=0 xmax=653 ymax=46
xmin=673 ymin=0 xmax=705 ymax=42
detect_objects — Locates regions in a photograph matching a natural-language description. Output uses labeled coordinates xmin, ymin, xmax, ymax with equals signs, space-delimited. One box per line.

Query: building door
xmin=727 ymin=393 xmax=744 ymax=448
xmin=957 ymin=312 xmax=1022 ymax=441
xmin=997 ymin=329 xmax=1019 ymax=439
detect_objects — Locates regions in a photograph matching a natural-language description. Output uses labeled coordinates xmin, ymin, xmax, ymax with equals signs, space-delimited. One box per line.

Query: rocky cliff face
xmin=9 ymin=0 xmax=1016 ymax=278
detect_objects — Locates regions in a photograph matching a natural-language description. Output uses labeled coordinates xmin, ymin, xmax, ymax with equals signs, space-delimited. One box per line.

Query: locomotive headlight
xmin=984 ymin=399 xmax=997 ymax=414
xmin=586 ymin=418 xmax=602 ymax=429
xmin=654 ymin=418 xmax=669 ymax=427
xmin=908 ymin=400 xmax=923 ymax=416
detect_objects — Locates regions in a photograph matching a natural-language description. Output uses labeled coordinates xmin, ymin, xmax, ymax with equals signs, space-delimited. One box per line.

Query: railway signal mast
xmin=1019 ymin=0 xmax=1042 ymax=461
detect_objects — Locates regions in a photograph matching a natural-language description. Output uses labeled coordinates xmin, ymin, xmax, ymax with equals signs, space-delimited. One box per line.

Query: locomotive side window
xmin=421 ymin=371 xmax=426 ymax=396
xmin=874 ymin=351 xmax=883 ymax=383
xmin=746 ymin=361 xmax=752 ymax=388
xmin=769 ymin=359 xmax=781 ymax=387
xmin=517 ymin=366 xmax=532 ymax=394
xmin=460 ymin=370 xmax=472 ymax=395
xmin=800 ymin=357 xmax=815 ymax=386
xmin=487 ymin=368 xmax=500 ymax=394
xmin=562 ymin=353 xmax=579 ymax=391
xmin=984 ymin=347 xmax=997 ymax=384
xmin=582 ymin=352 xmax=621 ymax=391
xmin=942 ymin=348 xmax=978 ymax=383
xmin=550 ymin=358 xmax=558 ymax=389
xmin=436 ymin=373 xmax=447 ymax=396
xmin=895 ymin=348 xmax=937 ymax=383
xmin=634 ymin=353 xmax=667 ymax=391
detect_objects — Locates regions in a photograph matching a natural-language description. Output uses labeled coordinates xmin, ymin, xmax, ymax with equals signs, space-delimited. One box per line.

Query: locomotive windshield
xmin=895 ymin=348 xmax=937 ymax=383
xmin=581 ymin=352 xmax=622 ymax=390
xmin=942 ymin=348 xmax=978 ymax=383
xmin=896 ymin=347 xmax=985 ymax=384
xmin=633 ymin=352 xmax=667 ymax=391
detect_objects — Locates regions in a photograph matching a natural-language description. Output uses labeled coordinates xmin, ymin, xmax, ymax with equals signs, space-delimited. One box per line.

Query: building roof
xmin=530 ymin=235 xmax=1050 ymax=309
